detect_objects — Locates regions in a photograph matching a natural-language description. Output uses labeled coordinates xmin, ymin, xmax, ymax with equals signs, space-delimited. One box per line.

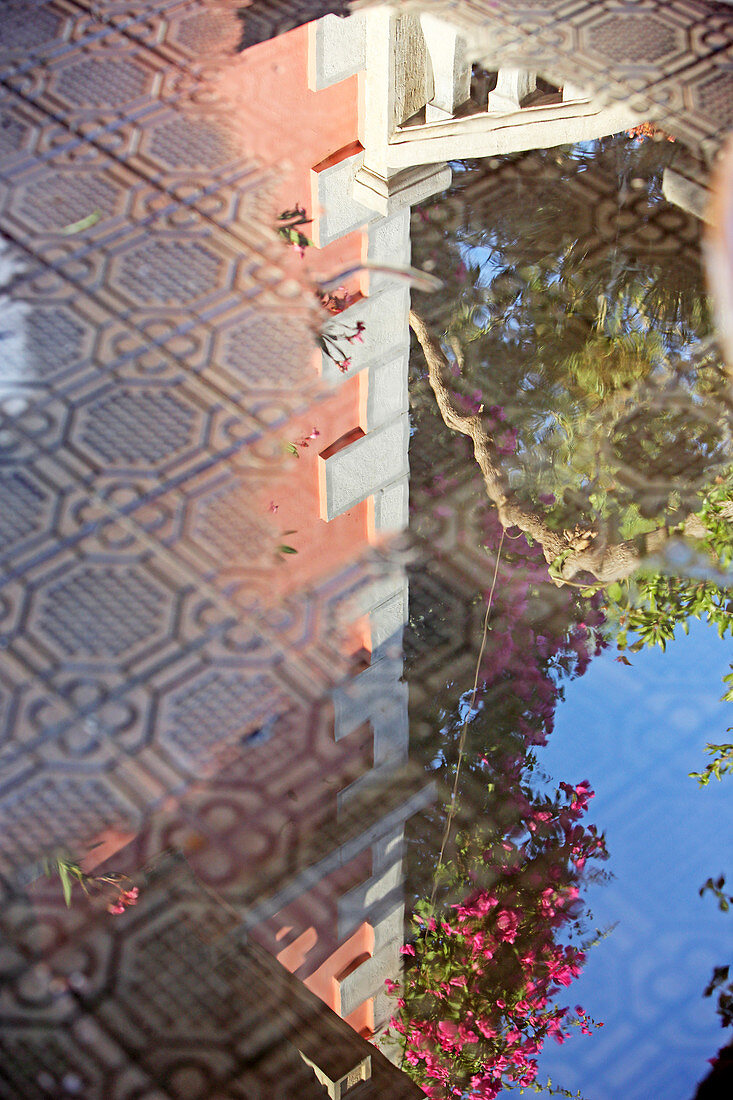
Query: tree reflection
xmin=396 ymin=134 xmax=732 ymax=1096
xmin=410 ymin=136 xmax=731 ymax=589
xmin=396 ymin=500 xmax=609 ymax=1096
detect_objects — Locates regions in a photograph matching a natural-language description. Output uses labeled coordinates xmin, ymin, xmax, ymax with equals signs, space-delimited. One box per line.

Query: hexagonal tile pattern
xmin=0 ymin=1 xmax=63 ymax=54
xmin=76 ymin=388 xmax=197 ymax=467
xmin=22 ymin=304 xmax=88 ymax=381
xmin=169 ymin=8 xmax=242 ymax=57
xmin=14 ymin=171 xmax=121 ymax=235
xmin=114 ymin=239 xmax=224 ymax=306
xmin=189 ymin=479 xmax=271 ymax=563
xmin=147 ymin=115 xmax=237 ymax=171
xmin=586 ymin=13 xmax=684 ymax=64
xmin=53 ymin=56 xmax=153 ymax=110
xmin=160 ymin=668 xmax=286 ymax=770
xmin=0 ymin=771 xmax=140 ymax=870
xmin=35 ymin=565 xmax=167 ymax=660
xmin=0 ymin=108 xmax=28 ymax=160
xmin=0 ymin=470 xmax=49 ymax=558
xmin=220 ymin=314 xmax=309 ymax=387
xmin=694 ymin=70 xmax=733 ymax=131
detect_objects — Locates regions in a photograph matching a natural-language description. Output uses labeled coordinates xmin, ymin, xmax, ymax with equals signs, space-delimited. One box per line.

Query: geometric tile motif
xmin=17 ymin=173 xmax=121 ymax=234
xmin=0 ymin=773 xmax=134 ymax=870
xmin=0 ymin=109 xmax=27 ymax=158
xmin=22 ymin=305 xmax=86 ymax=379
xmin=172 ymin=10 xmax=241 ymax=55
xmin=220 ymin=315 xmax=308 ymax=386
xmin=403 ymin=565 xmax=469 ymax=670
xmin=0 ymin=1 xmax=62 ymax=53
xmin=36 ymin=565 xmax=166 ymax=659
xmin=54 ymin=58 xmax=152 ymax=109
xmin=148 ymin=116 xmax=236 ymax=171
xmin=0 ymin=1032 xmax=97 ymax=1100
xmin=236 ymin=0 xmax=351 ymax=51
xmin=0 ymin=470 xmax=47 ymax=555
xmin=191 ymin=481 xmax=271 ymax=562
xmin=695 ymin=71 xmax=733 ymax=131
xmin=120 ymin=916 xmax=235 ymax=1035
xmin=116 ymin=240 xmax=223 ymax=305
xmin=586 ymin=15 xmax=681 ymax=64
xmin=78 ymin=388 xmax=196 ymax=466
xmin=163 ymin=669 xmax=284 ymax=766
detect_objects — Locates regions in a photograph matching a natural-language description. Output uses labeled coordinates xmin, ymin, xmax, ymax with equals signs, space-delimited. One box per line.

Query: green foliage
xmin=690 ymin=739 xmax=733 ymax=787
xmin=700 ymin=877 xmax=733 ymax=1027
xmin=61 ymin=210 xmax=101 ymax=235
xmin=412 ymin=136 xmax=728 ymax=541
xmin=700 ymin=875 xmax=733 ymax=912
xmin=43 ymin=856 xmax=87 ymax=906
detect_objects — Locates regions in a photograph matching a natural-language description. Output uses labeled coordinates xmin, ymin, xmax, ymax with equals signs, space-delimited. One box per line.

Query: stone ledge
xmin=311 ymin=146 xmax=378 ymax=247
xmin=308 ymin=13 xmax=366 ymax=91
xmin=319 ymin=414 xmax=409 ymax=520
xmin=320 ymin=286 xmax=410 ymax=384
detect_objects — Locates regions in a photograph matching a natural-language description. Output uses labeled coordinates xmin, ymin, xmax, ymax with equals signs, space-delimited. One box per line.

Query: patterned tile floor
xmin=0 ymin=1 xmax=731 ymax=1097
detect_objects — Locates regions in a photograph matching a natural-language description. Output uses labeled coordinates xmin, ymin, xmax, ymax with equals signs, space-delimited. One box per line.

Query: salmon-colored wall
xmin=228 ymin=24 xmax=363 ymax=284
xmin=85 ymin=20 xmax=387 ymax=1038
xmin=226 ymin=20 xmax=384 ymax=1034
xmin=258 ymin=372 xmax=370 ymax=605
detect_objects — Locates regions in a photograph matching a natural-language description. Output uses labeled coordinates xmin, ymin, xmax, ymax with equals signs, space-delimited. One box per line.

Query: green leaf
xmin=60 ymin=210 xmax=102 ymax=235
xmin=277 ymin=545 xmax=298 ymax=554
xmin=58 ymin=863 xmax=73 ymax=907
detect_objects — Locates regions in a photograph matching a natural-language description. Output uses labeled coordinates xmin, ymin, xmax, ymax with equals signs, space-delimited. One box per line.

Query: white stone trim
xmin=319 ymin=414 xmax=410 ymax=520
xmin=320 ymin=285 xmax=410 ymax=382
xmin=662 ymin=167 xmax=711 ymax=224
xmin=420 ymin=13 xmax=471 ymax=114
xmin=333 ymin=652 xmax=405 ymax=742
xmin=385 ymin=99 xmax=652 ymax=167
xmin=311 ymin=148 xmax=378 ymax=248
xmin=353 ymin=162 xmax=452 ymax=216
xmin=308 ymin=13 xmax=366 ymax=91
xmin=488 ymin=69 xmax=537 ymax=113
xmin=373 ymin=475 xmax=409 ymax=533
xmin=366 ymin=353 xmax=409 ymax=430
xmin=366 ymin=208 xmax=411 ymax=292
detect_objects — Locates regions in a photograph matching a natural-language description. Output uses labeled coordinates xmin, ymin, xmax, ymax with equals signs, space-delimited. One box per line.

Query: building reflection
xmin=0 ymin=2 xmax=728 ymax=1098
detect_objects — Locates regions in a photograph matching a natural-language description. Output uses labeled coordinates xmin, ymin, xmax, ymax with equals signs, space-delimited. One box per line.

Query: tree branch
xmin=409 ymin=309 xmax=689 ymax=586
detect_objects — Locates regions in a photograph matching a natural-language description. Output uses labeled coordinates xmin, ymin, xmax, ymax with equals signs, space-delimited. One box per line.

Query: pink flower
xmin=107 ymin=902 xmax=125 ymax=915
xmin=400 ymin=944 xmax=416 ymax=956
xmin=338 ymin=358 xmax=351 ymax=373
xmin=437 ymin=1021 xmax=460 ymax=1047
xmin=495 ymin=909 xmax=520 ymax=943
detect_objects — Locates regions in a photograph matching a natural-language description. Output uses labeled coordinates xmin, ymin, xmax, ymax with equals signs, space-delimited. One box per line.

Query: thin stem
xmin=430 ymin=528 xmax=505 ymax=907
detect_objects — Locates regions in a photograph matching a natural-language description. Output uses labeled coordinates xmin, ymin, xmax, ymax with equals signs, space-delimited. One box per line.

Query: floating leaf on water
xmin=60 ymin=210 xmax=102 ymax=235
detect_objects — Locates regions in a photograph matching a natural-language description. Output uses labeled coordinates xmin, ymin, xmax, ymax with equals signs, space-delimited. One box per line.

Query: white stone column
xmin=355 ymin=5 xmax=451 ymax=215
xmin=420 ymin=13 xmax=471 ymax=117
xmin=487 ymin=68 xmax=537 ymax=112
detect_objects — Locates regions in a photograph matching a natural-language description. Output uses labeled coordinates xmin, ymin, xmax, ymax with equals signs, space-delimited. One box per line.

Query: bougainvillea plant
xmin=44 ymin=854 xmax=140 ymax=915
xmin=383 ymin=768 xmax=607 ymax=1099
xmin=318 ymin=286 xmax=365 ymax=373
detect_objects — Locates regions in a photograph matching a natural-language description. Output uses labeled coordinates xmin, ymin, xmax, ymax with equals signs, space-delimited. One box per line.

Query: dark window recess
xmin=319 ymin=426 xmax=365 ymax=461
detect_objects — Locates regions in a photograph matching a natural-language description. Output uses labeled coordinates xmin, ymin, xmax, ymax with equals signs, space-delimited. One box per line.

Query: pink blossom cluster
xmin=107 ymin=886 xmax=139 ymax=916
xmin=384 ymin=778 xmax=607 ymax=1099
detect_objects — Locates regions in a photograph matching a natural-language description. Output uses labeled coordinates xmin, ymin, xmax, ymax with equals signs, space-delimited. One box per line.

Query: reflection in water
xmin=0 ymin=3 xmax=731 ymax=1100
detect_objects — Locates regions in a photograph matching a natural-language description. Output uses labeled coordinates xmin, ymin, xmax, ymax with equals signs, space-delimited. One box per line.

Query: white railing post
xmin=488 ymin=68 xmax=536 ymax=112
